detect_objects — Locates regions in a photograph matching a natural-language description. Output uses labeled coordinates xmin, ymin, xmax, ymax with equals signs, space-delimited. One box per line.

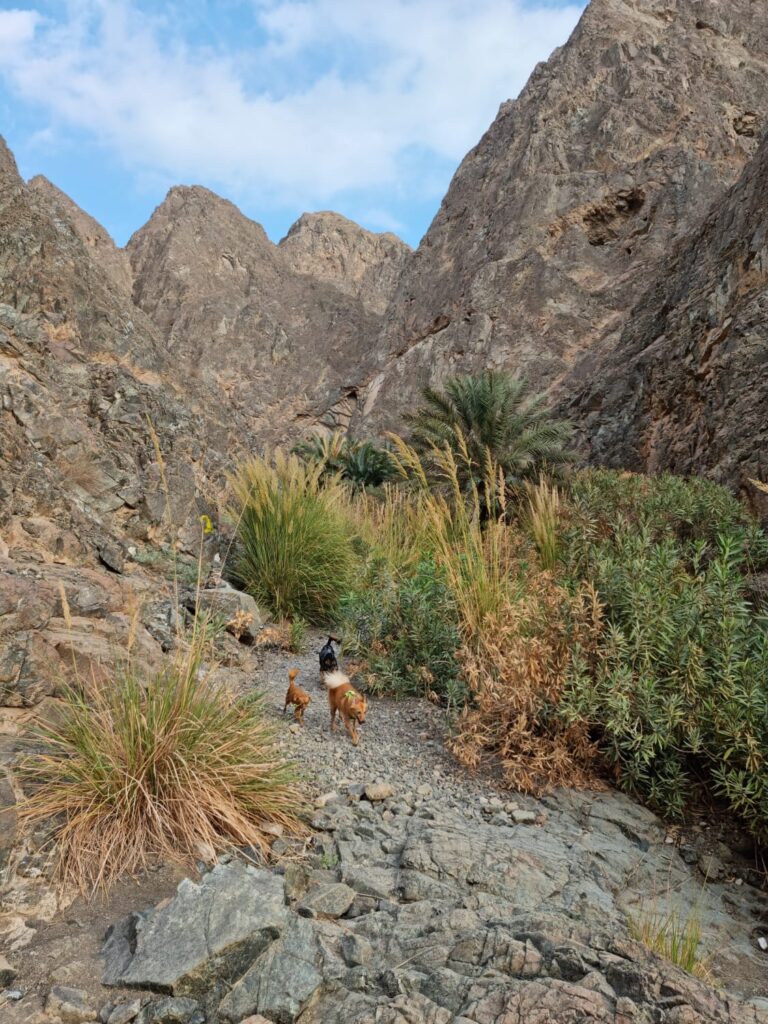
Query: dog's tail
xmin=326 ymin=635 xmax=341 ymax=645
xmin=322 ymin=669 xmax=350 ymax=691
xmin=288 ymin=667 xmax=300 ymax=681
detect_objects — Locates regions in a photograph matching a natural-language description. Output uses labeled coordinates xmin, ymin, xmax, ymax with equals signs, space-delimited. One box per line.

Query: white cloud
xmin=0 ymin=1 xmax=584 ymax=210
xmin=0 ymin=8 xmax=40 ymax=52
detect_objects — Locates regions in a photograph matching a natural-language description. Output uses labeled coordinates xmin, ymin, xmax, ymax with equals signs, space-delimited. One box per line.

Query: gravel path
xmin=241 ymin=628 xmax=528 ymax=821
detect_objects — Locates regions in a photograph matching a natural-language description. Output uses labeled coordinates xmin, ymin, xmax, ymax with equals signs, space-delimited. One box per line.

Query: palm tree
xmin=405 ymin=371 xmax=573 ymax=507
xmin=292 ymin=431 xmax=396 ymax=491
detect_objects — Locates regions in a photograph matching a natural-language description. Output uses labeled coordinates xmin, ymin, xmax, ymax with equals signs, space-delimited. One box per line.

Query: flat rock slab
xmin=103 ymin=861 xmax=288 ymax=997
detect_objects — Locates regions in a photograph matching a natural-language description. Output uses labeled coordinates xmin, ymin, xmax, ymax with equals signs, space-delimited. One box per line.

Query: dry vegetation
xmin=20 ymin=587 xmax=305 ymax=892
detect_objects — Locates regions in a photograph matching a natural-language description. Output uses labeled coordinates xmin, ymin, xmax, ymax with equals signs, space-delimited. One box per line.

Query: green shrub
xmin=341 ymin=557 xmax=465 ymax=707
xmin=228 ymin=451 xmax=356 ymax=623
xmin=561 ymin=472 xmax=768 ymax=840
xmin=566 ymin=469 xmax=767 ymax=562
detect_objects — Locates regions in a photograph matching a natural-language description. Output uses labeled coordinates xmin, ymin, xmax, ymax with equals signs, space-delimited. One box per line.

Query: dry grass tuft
xmin=227 ymin=609 xmax=254 ymax=640
xmin=59 ymin=450 xmax=105 ymax=496
xmin=19 ymin=625 xmax=306 ymax=893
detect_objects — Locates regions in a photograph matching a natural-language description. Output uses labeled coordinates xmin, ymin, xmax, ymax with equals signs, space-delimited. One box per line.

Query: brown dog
xmin=283 ymin=668 xmax=311 ymax=725
xmin=323 ymin=670 xmax=367 ymax=746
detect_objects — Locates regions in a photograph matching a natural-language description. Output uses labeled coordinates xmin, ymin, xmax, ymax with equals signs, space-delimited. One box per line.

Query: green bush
xmin=228 ymin=451 xmax=356 ymax=623
xmin=566 ymin=469 xmax=766 ymax=561
xmin=341 ymin=557 xmax=465 ymax=707
xmin=560 ymin=472 xmax=768 ymax=840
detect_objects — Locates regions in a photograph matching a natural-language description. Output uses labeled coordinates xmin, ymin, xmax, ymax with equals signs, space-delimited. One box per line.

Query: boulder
xmin=363 ymin=782 xmax=394 ymax=802
xmin=46 ymin=986 xmax=98 ymax=1024
xmin=103 ymin=862 xmax=288 ymax=996
xmin=297 ymin=883 xmax=355 ymax=920
xmin=0 ymin=954 xmax=17 ymax=986
xmin=183 ymin=584 xmax=263 ymax=642
xmin=218 ymin=916 xmax=322 ymax=1023
xmin=135 ymin=998 xmax=204 ymax=1024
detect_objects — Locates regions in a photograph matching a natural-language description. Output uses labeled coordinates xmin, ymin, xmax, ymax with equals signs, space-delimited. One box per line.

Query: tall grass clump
xmin=388 ymin=432 xmax=515 ymax=642
xmin=525 ymin=477 xmax=561 ymax=571
xmin=228 ymin=450 xmax=356 ymax=623
xmin=339 ymin=435 xmax=511 ymax=705
xmin=20 ymin=614 xmax=305 ymax=892
xmin=344 ymin=484 xmax=432 ymax=573
xmin=629 ymin=903 xmax=710 ymax=980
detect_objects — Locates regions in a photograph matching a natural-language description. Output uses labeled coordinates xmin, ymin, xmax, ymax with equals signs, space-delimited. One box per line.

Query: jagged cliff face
xmin=127 ymin=190 xmax=409 ymax=440
xmin=562 ymin=131 xmax=768 ymax=488
xmin=359 ymin=0 xmax=768 ymax=434
xmin=0 ymin=139 xmax=253 ymax=703
xmin=0 ymin=138 xmax=252 ymax=553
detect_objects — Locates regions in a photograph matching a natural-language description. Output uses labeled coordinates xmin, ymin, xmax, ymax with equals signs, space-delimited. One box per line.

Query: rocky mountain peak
xmin=0 ymin=136 xmax=21 ymax=185
xmin=145 ymin=183 xmax=273 ymax=245
xmin=124 ymin=181 xmax=407 ymax=440
xmin=279 ymin=211 xmax=410 ymax=315
xmin=29 ymin=175 xmax=134 ymax=298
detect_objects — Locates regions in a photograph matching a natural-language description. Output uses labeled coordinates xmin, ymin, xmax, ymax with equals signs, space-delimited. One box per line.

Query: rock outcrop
xmin=278 ymin=212 xmax=407 ymax=315
xmin=0 ymin=137 xmax=245 ymax=705
xmin=562 ymin=129 xmax=768 ymax=488
xmin=127 ymin=189 xmax=409 ymax=440
xmin=102 ymin=787 xmax=768 ymax=1023
xmin=358 ymin=0 xmax=768 ymax=446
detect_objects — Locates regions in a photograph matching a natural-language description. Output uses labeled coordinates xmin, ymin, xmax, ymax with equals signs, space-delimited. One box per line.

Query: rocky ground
xmin=3 ymin=627 xmax=768 ymax=1024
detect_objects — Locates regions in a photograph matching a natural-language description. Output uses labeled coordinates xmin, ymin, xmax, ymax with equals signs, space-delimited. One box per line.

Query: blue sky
xmin=0 ymin=1 xmax=585 ymax=247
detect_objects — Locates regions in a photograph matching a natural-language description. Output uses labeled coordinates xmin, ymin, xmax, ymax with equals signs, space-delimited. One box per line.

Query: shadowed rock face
xmin=359 ymin=0 xmax=768 ymax=436
xmin=561 ymin=131 xmax=768 ymax=490
xmin=127 ymin=188 xmax=409 ymax=441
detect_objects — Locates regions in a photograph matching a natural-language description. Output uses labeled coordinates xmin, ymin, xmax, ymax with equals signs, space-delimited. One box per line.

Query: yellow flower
xmin=200 ymin=514 xmax=213 ymax=535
